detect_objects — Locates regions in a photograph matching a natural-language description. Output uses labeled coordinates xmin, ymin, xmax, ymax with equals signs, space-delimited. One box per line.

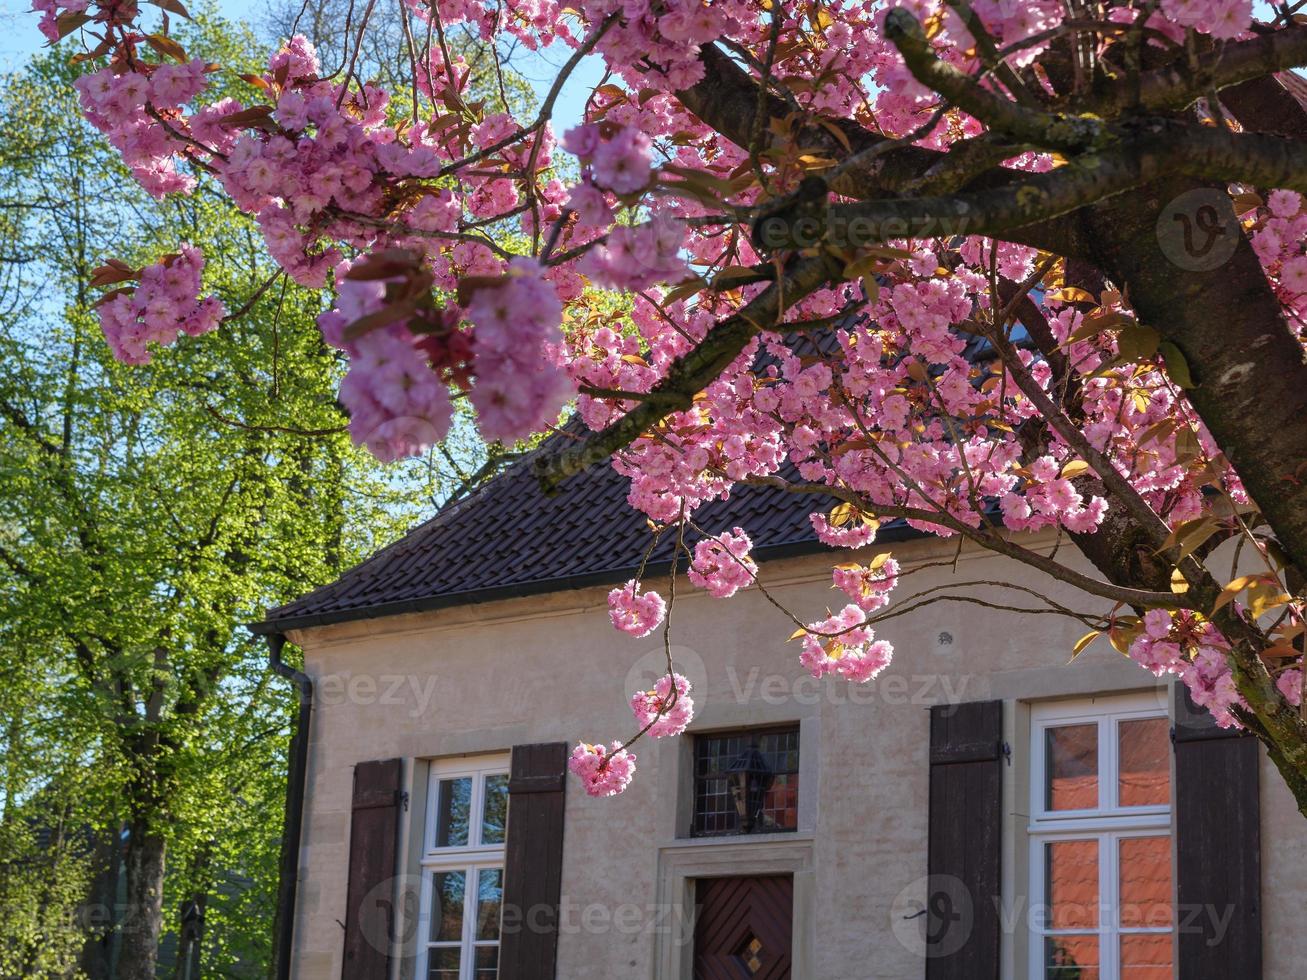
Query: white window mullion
xmin=460 ymin=862 xmax=475 ymax=980
xmin=416 ymin=758 xmax=509 ymax=980
xmin=1028 ymin=694 xmax=1172 ymax=980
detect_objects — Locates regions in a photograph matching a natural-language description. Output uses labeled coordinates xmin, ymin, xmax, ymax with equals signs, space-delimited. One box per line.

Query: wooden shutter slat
xmin=926 ymin=700 xmax=1002 ymax=980
xmin=500 ymin=742 xmax=568 ymax=980
xmin=341 ymin=757 xmax=402 ymax=980
xmin=1174 ymin=685 xmax=1262 ymax=978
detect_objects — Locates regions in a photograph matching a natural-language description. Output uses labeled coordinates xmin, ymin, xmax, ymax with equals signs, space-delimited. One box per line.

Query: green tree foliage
xmin=0 ymin=11 xmax=482 ymax=976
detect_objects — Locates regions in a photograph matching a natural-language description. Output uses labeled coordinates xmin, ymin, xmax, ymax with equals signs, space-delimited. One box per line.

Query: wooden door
xmin=693 ymin=874 xmax=793 ymax=980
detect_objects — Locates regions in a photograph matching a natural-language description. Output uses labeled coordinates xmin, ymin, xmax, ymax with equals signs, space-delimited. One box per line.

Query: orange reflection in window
xmin=1118 ymin=718 xmax=1170 ymax=807
xmin=1119 ymin=837 xmax=1172 ymax=928
xmin=1045 ymin=934 xmax=1100 ymax=978
xmin=1046 ymin=724 xmax=1098 ymax=810
xmin=1047 ymin=839 xmax=1098 ymax=929
xmin=1120 ymin=932 xmax=1173 ymax=979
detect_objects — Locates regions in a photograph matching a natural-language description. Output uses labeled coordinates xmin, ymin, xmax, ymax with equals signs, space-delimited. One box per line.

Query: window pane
xmin=1045 ymin=935 xmax=1099 ymax=979
xmin=473 ymin=945 xmax=498 ymax=979
xmin=434 ymin=777 xmax=472 ymax=848
xmin=1118 ymin=718 xmax=1169 ymax=807
xmin=476 ymin=868 xmax=503 ymax=941
xmin=1046 ymin=723 xmax=1098 ymax=810
xmin=1119 ymin=836 xmax=1172 ymax=928
xmin=692 ymin=727 xmax=800 ymax=836
xmin=1120 ymin=932 xmax=1173 ymax=979
xmin=1046 ymin=840 xmax=1098 ymax=929
xmin=426 ymin=946 xmax=460 ymax=980
xmin=429 ymin=871 xmax=466 ymax=943
xmin=482 ymin=774 xmax=508 ymax=845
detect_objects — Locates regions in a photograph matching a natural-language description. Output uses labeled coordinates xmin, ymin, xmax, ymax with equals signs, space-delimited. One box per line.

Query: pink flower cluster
xmin=96 ymin=246 xmax=225 ymax=365
xmin=1129 ymin=609 xmax=1247 ymax=728
xmin=466 ymin=259 xmax=574 ymax=443
xmin=687 ymin=528 xmax=756 ymax=598
xmin=832 ymin=558 xmax=900 ymax=614
xmin=568 ymin=741 xmax=636 ymax=797
xmin=630 ymin=672 xmax=694 ymax=737
xmin=796 ymin=604 xmax=894 ymax=683
xmin=578 ymin=215 xmax=688 ymax=292
xmin=607 ymin=581 xmax=667 ymax=637
xmin=562 ymin=123 xmax=652 ymax=195
xmin=73 ymin=58 xmax=210 ymax=197
xmin=317 ymin=260 xmax=454 ymax=462
xmin=1158 ymin=0 xmax=1252 ymax=40
xmin=999 ymin=456 xmax=1109 ymax=534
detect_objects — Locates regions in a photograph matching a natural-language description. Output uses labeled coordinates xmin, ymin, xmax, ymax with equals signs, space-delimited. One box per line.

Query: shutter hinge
xmin=400 ymin=790 xmax=410 ymax=812
xmin=1169 ymin=725 xmax=1176 ymax=745
xmin=1001 ymin=741 xmax=1012 ymax=766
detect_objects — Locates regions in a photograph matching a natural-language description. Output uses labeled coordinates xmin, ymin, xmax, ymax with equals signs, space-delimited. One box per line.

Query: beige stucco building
xmin=256 ymin=443 xmax=1307 ymax=980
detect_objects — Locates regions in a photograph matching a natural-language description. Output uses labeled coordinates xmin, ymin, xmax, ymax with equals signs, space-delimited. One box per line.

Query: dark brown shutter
xmin=341 ymin=758 xmax=403 ymax=980
xmin=925 ymin=699 xmax=1003 ymax=980
xmin=499 ymin=742 xmax=568 ymax=980
xmin=1174 ymin=686 xmax=1262 ymax=978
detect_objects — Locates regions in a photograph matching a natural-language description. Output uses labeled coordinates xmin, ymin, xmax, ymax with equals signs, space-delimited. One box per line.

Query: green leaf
xmin=1158 ymin=340 xmax=1195 ymax=388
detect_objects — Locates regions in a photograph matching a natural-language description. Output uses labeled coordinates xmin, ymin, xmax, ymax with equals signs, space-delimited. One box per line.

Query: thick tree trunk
xmin=117 ymin=821 xmax=166 ymax=980
xmin=78 ymin=824 xmax=124 ymax=980
xmin=1080 ymin=174 xmax=1307 ymax=585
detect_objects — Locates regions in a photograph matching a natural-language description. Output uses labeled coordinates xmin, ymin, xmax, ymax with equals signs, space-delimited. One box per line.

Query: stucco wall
xmin=284 ymin=532 xmax=1307 ymax=979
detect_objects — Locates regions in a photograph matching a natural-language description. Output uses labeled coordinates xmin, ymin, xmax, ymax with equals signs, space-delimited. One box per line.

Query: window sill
xmin=660 ymin=831 xmax=815 ymax=851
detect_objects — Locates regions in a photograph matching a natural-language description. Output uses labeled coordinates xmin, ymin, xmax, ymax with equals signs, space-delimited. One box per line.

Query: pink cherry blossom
xmin=797 ymin=604 xmax=894 ymax=683
xmin=630 ymin=673 xmax=694 ymax=737
xmin=569 ymin=741 xmax=636 ymax=797
xmin=687 ymin=528 xmax=756 ymax=598
xmin=607 ymin=581 xmax=666 ymax=637
xmin=96 ymin=246 xmax=225 ymax=365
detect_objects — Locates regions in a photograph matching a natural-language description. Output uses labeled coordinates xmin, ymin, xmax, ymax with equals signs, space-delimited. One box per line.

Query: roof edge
xmin=248 ymin=522 xmax=927 ymax=637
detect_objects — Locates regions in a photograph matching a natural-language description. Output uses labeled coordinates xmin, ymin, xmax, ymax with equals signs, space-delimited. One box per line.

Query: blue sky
xmin=0 ymin=0 xmax=600 ymax=131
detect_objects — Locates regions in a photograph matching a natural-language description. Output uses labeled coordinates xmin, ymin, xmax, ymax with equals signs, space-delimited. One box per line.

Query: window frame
xmin=415 ymin=755 xmax=510 ymax=980
xmin=1027 ymin=694 xmax=1174 ymax=980
xmin=689 ymin=723 xmax=801 ymax=838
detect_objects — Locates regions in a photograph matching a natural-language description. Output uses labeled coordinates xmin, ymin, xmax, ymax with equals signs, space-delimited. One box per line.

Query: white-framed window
xmin=1028 ymin=693 xmax=1173 ymax=980
xmin=416 ymin=755 xmax=510 ymax=980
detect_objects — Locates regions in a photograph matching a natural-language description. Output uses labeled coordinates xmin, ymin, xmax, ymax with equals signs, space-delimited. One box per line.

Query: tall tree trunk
xmin=117 ymin=820 xmax=165 ymax=980
xmin=78 ymin=823 xmax=123 ymax=980
xmin=172 ymin=845 xmax=211 ymax=980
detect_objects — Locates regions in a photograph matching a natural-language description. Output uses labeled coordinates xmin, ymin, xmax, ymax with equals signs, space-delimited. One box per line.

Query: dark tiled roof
xmin=251 ymin=332 xmax=926 ymax=634
xmin=253 ymin=424 xmax=898 ymax=633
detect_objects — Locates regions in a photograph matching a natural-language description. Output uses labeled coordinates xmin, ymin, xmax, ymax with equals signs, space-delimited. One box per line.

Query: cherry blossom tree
xmin=34 ymin=0 xmax=1307 ymax=813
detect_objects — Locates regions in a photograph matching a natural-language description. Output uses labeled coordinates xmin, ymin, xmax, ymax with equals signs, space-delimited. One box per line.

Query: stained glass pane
xmin=1046 ymin=724 xmax=1098 ymax=811
xmin=435 ymin=777 xmax=471 ymax=848
xmin=1046 ymin=839 xmax=1098 ymax=929
xmin=1118 ymin=718 xmax=1169 ymax=807
xmin=429 ymin=871 xmax=466 ymax=943
xmin=692 ymin=727 xmax=799 ymax=836
xmin=1119 ymin=837 xmax=1172 ymax=928
xmin=481 ymin=774 xmax=508 ymax=844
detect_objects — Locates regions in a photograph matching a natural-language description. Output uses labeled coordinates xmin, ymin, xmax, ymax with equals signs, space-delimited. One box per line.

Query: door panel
xmin=693 ymin=875 xmax=793 ymax=980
